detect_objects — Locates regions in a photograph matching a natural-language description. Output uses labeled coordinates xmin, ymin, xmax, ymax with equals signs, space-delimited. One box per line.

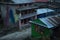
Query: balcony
xmin=20 ymin=12 xmax=37 ymax=20
xmin=17 ymin=4 xmax=46 ymax=11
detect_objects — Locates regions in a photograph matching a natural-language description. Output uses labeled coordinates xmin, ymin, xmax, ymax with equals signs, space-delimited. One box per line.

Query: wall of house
xmin=1 ymin=5 xmax=18 ymax=26
xmin=1 ymin=5 xmax=7 ymax=18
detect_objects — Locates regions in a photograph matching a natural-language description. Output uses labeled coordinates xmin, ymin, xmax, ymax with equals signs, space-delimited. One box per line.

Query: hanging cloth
xmin=9 ymin=9 xmax=15 ymax=24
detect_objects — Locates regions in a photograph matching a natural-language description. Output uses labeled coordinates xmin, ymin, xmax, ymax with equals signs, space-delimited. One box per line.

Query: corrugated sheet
xmin=12 ymin=0 xmax=35 ymax=4
xmin=34 ymin=0 xmax=48 ymax=2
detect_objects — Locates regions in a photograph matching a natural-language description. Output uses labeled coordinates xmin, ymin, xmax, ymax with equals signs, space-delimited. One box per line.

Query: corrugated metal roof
xmin=12 ymin=0 xmax=35 ymax=4
xmin=34 ymin=0 xmax=48 ymax=2
xmin=0 ymin=0 xmax=48 ymax=4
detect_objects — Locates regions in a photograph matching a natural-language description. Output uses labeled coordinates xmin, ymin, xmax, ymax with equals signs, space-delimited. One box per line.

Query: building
xmin=0 ymin=0 xmax=60 ymax=40
xmin=0 ymin=0 xmax=48 ymax=30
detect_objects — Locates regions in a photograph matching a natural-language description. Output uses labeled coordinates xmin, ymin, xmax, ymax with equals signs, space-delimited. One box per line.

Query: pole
xmin=4 ymin=5 xmax=10 ymax=27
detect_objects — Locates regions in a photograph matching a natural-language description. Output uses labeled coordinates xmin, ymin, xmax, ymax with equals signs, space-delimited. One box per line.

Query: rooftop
xmin=0 ymin=0 xmax=48 ymax=4
xmin=12 ymin=0 xmax=35 ymax=4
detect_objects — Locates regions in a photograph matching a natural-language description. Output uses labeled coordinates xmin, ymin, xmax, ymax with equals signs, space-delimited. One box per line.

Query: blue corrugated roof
xmin=12 ymin=0 xmax=35 ymax=4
